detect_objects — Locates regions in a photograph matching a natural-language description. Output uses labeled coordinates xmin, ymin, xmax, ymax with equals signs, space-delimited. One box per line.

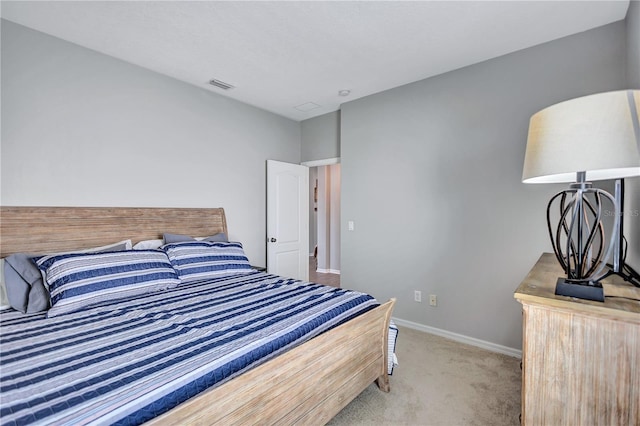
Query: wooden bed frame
xmin=0 ymin=206 xmax=396 ymax=425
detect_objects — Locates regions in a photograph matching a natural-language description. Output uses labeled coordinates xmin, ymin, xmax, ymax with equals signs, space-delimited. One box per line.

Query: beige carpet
xmin=309 ymin=256 xmax=341 ymax=288
xmin=327 ymin=326 xmax=522 ymax=426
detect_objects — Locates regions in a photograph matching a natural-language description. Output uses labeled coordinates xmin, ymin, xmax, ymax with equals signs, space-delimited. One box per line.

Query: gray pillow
xmin=164 ymin=233 xmax=228 ymax=244
xmin=163 ymin=233 xmax=196 ymax=244
xmin=201 ymin=233 xmax=228 ymax=243
xmin=4 ymin=254 xmax=48 ymax=313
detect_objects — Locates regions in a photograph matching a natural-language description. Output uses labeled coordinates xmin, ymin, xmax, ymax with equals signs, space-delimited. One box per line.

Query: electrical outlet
xmin=429 ymin=294 xmax=437 ymax=306
xmin=414 ymin=290 xmax=422 ymax=303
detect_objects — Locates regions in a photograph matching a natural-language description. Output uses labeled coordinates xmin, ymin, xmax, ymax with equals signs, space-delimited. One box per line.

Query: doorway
xmin=308 ymin=163 xmax=341 ymax=288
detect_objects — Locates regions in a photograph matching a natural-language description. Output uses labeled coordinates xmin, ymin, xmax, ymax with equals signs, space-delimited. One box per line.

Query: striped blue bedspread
xmin=0 ymin=272 xmax=381 ymax=425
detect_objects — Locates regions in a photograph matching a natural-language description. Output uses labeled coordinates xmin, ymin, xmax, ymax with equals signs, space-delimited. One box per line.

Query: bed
xmin=0 ymin=206 xmax=396 ymax=425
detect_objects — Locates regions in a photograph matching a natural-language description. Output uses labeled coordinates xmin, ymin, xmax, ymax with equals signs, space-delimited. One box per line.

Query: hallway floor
xmin=308 ymin=256 xmax=340 ymax=288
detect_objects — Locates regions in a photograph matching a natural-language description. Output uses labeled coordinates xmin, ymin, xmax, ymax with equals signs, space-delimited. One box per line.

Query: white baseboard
xmin=392 ymin=317 xmax=522 ymax=359
xmin=316 ymin=268 xmax=341 ymax=275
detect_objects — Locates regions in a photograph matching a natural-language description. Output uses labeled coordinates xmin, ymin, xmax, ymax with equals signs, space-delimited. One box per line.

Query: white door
xmin=267 ymin=160 xmax=309 ymax=280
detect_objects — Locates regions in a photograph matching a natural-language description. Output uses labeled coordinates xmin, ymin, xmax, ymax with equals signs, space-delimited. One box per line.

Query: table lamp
xmin=522 ymin=90 xmax=640 ymax=302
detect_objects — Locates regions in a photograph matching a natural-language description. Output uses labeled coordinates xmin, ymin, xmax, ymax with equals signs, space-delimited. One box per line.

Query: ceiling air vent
xmin=208 ymin=78 xmax=235 ymax=90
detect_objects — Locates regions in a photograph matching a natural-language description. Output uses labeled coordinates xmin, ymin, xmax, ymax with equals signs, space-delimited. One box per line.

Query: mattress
xmin=0 ymin=272 xmax=383 ymax=425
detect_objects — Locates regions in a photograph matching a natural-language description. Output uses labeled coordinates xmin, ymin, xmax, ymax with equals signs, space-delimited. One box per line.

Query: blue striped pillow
xmin=162 ymin=241 xmax=253 ymax=283
xmin=36 ymin=250 xmax=180 ymax=317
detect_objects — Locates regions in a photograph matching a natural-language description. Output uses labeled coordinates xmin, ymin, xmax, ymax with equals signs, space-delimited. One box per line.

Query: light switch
xmin=348 ymin=221 xmax=355 ymax=231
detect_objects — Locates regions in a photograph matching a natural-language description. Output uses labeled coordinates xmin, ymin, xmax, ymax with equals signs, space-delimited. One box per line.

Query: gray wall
xmin=0 ymin=20 xmax=301 ymax=266
xmin=340 ymin=22 xmax=627 ymax=351
xmin=329 ymin=164 xmax=341 ymax=272
xmin=629 ymin=1 xmax=640 ymax=88
xmin=2 ymin=14 xmax=636 ymax=352
xmin=301 ymin=111 xmax=340 ymax=162
xmin=626 ymin=1 xmax=640 ymax=270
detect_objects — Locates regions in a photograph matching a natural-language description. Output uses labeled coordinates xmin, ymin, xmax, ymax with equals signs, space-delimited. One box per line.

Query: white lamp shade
xmin=522 ymin=90 xmax=640 ymax=183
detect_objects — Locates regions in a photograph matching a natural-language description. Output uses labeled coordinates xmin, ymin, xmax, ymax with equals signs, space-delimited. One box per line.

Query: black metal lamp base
xmin=554 ymin=277 xmax=605 ymax=302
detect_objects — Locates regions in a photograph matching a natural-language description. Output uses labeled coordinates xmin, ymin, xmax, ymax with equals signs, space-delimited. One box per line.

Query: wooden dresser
xmin=514 ymin=253 xmax=640 ymax=425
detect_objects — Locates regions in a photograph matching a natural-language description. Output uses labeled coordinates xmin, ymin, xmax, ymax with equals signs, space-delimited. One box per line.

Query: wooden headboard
xmin=0 ymin=206 xmax=227 ymax=257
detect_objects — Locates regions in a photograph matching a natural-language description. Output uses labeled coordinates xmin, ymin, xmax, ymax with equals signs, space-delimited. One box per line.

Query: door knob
xmin=270 ymin=237 xmax=277 ymax=242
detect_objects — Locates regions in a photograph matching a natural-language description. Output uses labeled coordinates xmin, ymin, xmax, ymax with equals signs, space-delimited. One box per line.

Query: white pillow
xmin=80 ymin=239 xmax=132 ymax=252
xmin=133 ymin=239 xmax=164 ymax=250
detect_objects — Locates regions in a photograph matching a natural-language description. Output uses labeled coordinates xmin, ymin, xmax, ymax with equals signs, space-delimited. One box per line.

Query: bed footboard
xmin=148 ymin=298 xmax=396 ymax=425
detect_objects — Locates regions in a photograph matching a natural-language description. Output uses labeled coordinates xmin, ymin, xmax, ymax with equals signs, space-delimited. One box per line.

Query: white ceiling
xmin=1 ymin=1 xmax=630 ymax=122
